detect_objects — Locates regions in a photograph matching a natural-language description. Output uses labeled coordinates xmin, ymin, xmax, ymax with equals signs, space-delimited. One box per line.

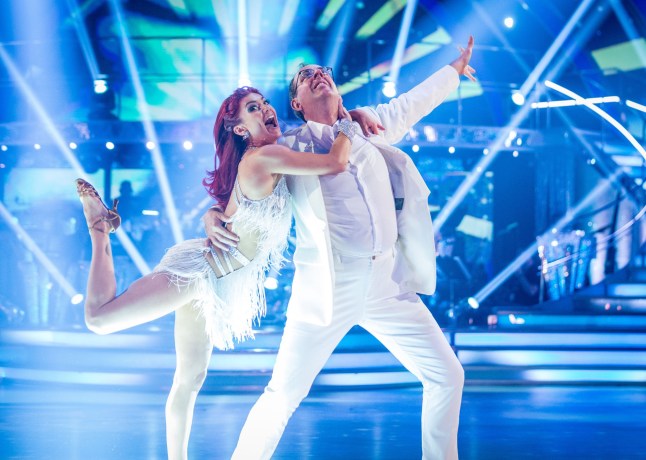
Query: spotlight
xmin=142 ymin=209 xmax=160 ymax=216
xmin=483 ymin=148 xmax=489 ymax=155
xmin=264 ymin=276 xmax=278 ymax=290
xmin=238 ymin=76 xmax=252 ymax=87
xmin=69 ymin=142 xmax=77 ymax=150
xmin=513 ymin=150 xmax=519 ymax=157
xmin=382 ymin=81 xmax=397 ymax=98
xmin=412 ymin=144 xmax=420 ymax=153
xmin=1 ymin=145 xmax=7 ymax=151
xmin=93 ymin=78 xmax=108 ymax=94
xmin=511 ymin=91 xmax=525 ymax=106
xmin=71 ymin=293 xmax=84 ymax=305
xmin=34 ymin=143 xmax=41 ymax=150
xmin=508 ymin=314 xmax=525 ymax=325
xmin=105 ymin=141 xmax=115 ymax=150
xmin=183 ymin=140 xmax=193 ymax=151
xmin=467 ymin=297 xmax=479 ymax=309
xmin=504 ymin=16 xmax=514 ymax=28
xmin=448 ymin=146 xmax=455 ymax=154
xmin=146 ymin=141 xmax=155 ymax=150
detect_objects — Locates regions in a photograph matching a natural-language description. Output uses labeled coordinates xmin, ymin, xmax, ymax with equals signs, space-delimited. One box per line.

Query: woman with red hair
xmin=75 ymin=86 xmax=356 ymax=460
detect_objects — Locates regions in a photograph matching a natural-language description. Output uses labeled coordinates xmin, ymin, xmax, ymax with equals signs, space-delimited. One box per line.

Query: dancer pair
xmin=78 ymin=36 xmax=475 ymax=460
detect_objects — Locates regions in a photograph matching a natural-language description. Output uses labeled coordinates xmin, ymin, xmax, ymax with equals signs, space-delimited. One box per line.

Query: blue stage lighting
xmin=71 ymin=294 xmax=84 ymax=305
xmin=511 ymin=91 xmax=525 ymax=105
xmin=467 ymin=297 xmax=480 ymax=309
xmin=94 ymin=78 xmax=108 ymax=94
xmin=382 ymin=81 xmax=397 ymax=98
xmin=504 ymin=16 xmax=514 ymax=28
xmin=264 ymin=277 xmax=278 ymax=290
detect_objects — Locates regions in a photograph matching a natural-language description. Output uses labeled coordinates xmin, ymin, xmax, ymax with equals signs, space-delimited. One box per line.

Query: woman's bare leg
xmin=80 ymin=187 xmax=119 ymax=324
xmin=166 ymin=303 xmax=213 ymax=460
xmin=79 ymin=185 xmax=195 ymax=334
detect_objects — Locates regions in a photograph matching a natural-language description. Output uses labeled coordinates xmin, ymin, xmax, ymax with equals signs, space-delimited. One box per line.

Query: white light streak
xmin=545 ymin=80 xmax=646 ymax=161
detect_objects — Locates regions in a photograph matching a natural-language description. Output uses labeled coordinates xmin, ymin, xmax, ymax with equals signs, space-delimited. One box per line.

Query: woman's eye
xmin=264 ymin=100 xmax=271 ymax=105
xmin=248 ymin=104 xmax=259 ymax=112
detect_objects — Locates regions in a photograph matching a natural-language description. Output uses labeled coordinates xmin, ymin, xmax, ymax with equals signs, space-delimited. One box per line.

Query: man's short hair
xmin=288 ymin=63 xmax=310 ymax=121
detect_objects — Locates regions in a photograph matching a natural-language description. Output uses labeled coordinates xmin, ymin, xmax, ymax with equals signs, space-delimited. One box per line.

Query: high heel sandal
xmin=76 ymin=178 xmax=121 ymax=234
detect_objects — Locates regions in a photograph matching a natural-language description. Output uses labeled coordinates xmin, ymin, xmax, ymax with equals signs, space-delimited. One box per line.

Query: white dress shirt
xmin=304 ymin=119 xmax=398 ymax=257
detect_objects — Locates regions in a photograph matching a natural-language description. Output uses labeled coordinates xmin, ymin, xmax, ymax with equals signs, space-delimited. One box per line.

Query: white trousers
xmin=232 ymin=250 xmax=464 ymax=460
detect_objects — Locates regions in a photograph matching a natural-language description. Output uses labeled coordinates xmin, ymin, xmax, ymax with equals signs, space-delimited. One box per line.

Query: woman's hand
xmin=349 ymin=108 xmax=385 ymax=137
xmin=202 ymin=207 xmax=239 ymax=250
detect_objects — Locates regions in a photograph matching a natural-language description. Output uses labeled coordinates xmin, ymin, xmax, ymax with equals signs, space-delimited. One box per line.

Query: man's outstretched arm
xmin=369 ymin=36 xmax=476 ymax=144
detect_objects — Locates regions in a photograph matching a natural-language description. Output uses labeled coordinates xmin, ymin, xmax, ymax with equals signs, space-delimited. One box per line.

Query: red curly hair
xmin=203 ymin=86 xmax=262 ymax=206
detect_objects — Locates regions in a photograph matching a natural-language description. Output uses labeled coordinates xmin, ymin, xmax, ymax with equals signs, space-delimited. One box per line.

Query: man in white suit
xmin=206 ymin=37 xmax=475 ymax=460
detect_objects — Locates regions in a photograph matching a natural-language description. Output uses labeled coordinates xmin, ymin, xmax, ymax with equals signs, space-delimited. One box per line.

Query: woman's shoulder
xmin=236 ymin=153 xmax=279 ymax=200
xmin=249 ymin=143 xmax=290 ymax=157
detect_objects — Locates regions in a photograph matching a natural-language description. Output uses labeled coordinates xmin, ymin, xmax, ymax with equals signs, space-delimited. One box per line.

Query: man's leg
xmin=231 ymin=318 xmax=352 ymax=459
xmin=360 ymin=254 xmax=464 ymax=460
xmin=232 ymin=255 xmax=372 ymax=460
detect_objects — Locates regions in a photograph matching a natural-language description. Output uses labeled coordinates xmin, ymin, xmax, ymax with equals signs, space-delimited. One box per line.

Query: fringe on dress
xmin=153 ymin=177 xmax=292 ymax=350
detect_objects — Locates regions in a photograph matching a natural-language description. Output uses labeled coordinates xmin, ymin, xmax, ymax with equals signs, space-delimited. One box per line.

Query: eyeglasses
xmin=297 ymin=66 xmax=333 ymax=85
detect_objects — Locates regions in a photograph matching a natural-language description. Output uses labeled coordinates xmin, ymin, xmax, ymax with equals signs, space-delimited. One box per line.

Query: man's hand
xmin=349 ymin=108 xmax=385 ymax=137
xmin=450 ymin=35 xmax=476 ymax=82
xmin=202 ymin=207 xmax=239 ymax=250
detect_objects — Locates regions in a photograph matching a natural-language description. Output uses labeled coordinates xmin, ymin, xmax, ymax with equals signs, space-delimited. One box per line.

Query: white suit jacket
xmin=282 ymin=65 xmax=460 ymax=325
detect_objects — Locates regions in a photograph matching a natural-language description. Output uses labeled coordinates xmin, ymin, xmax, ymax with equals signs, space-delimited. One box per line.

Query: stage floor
xmin=1 ymin=384 xmax=644 ymax=459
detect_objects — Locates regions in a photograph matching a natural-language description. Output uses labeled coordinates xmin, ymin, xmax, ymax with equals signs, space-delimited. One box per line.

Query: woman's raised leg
xmin=77 ymin=179 xmax=196 ymax=334
xmin=166 ymin=303 xmax=213 ymax=460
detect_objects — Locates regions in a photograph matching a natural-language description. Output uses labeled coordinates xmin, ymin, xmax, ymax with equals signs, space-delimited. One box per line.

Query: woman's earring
xmin=242 ymin=131 xmax=250 ymax=140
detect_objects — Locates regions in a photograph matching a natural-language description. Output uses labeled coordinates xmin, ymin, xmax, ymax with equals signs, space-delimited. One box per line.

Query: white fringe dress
xmin=153 ymin=176 xmax=292 ymax=350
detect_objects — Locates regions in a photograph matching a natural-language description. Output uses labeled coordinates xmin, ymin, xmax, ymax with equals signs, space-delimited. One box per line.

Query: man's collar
xmin=306 ymin=119 xmax=335 ymax=139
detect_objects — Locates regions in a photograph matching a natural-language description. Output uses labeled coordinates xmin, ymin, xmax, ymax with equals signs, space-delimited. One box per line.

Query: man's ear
xmin=290 ymin=98 xmax=302 ymax=112
xmin=232 ymin=125 xmax=247 ymax=137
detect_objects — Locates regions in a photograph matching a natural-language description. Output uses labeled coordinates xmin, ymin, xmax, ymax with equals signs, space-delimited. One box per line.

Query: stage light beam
xmin=0 ymin=203 xmax=84 ymax=305
xmin=434 ymin=0 xmax=608 ymax=233
xmin=545 ymin=80 xmax=646 ymax=161
xmin=108 ymin=0 xmax=184 ymax=244
xmin=0 ymin=31 xmax=150 ymax=277
xmin=237 ymin=0 xmax=250 ymax=87
xmin=472 ymin=173 xmax=619 ymax=305
xmin=386 ymin=0 xmax=417 ymax=96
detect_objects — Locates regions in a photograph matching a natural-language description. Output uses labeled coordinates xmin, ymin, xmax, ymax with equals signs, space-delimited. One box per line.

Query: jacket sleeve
xmin=369 ymin=65 xmax=460 ymax=145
